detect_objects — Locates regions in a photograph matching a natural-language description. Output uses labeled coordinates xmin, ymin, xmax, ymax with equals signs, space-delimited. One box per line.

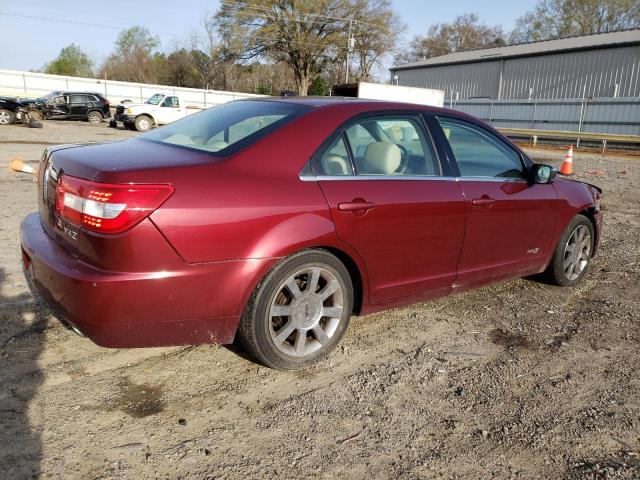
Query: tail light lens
xmin=56 ymin=175 xmax=174 ymax=234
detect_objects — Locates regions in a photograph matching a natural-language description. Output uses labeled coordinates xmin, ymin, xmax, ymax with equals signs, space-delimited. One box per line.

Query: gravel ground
xmin=0 ymin=120 xmax=638 ymax=480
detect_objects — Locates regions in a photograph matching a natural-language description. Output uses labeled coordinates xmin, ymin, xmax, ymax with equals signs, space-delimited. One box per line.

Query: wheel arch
xmin=577 ymin=206 xmax=600 ymax=255
xmin=136 ymin=113 xmax=155 ymax=124
xmin=87 ymin=109 xmax=103 ymax=118
xmin=241 ymin=243 xmax=369 ymax=320
xmin=316 ymin=246 xmax=365 ymax=315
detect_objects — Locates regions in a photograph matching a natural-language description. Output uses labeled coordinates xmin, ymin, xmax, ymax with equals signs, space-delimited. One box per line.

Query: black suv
xmin=28 ymin=91 xmax=111 ymax=124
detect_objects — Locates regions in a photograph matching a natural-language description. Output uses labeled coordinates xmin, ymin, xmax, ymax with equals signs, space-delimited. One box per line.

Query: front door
xmin=434 ymin=116 xmax=558 ymax=285
xmin=314 ymin=114 xmax=466 ymax=304
xmin=156 ymin=96 xmax=183 ymax=124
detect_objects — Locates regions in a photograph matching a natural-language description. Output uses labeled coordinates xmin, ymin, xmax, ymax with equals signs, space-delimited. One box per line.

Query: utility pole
xmin=345 ymin=19 xmax=354 ymax=83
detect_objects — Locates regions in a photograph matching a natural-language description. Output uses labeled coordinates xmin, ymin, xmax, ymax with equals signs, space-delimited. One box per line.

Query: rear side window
xmin=437 ymin=117 xmax=525 ymax=179
xmin=140 ymin=101 xmax=311 ymax=155
xmin=70 ymin=95 xmax=88 ymax=103
xmin=319 ymin=135 xmax=354 ymax=176
xmin=346 ymin=116 xmax=439 ymax=176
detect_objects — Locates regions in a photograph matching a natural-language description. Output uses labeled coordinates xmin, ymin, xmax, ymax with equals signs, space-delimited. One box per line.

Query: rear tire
xmin=134 ymin=115 xmax=153 ymax=132
xmin=0 ymin=109 xmax=15 ymax=125
xmin=238 ymin=249 xmax=353 ymax=370
xmin=545 ymin=214 xmax=594 ymax=287
xmin=87 ymin=111 xmax=103 ymax=124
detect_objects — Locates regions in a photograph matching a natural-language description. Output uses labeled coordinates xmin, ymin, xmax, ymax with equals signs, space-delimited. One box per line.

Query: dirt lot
xmin=0 ymin=120 xmax=638 ymax=480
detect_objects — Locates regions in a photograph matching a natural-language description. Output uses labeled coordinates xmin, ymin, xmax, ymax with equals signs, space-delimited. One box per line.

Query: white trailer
xmin=331 ymin=82 xmax=445 ymax=107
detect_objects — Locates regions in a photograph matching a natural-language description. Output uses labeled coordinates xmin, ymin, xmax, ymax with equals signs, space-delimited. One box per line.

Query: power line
xmin=0 ymin=11 xmax=189 ymax=38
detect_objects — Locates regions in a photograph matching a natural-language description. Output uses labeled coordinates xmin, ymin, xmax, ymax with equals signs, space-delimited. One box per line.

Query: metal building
xmin=390 ymin=29 xmax=640 ymax=100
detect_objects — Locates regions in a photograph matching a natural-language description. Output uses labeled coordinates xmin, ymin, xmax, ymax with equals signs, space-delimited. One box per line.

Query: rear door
xmin=69 ymin=94 xmax=88 ymax=118
xmin=432 ymin=115 xmax=558 ymax=285
xmin=312 ymin=113 xmax=466 ymax=304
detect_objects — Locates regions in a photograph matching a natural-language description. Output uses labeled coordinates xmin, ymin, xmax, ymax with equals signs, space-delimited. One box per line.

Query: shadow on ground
xmin=0 ymin=267 xmax=48 ymax=479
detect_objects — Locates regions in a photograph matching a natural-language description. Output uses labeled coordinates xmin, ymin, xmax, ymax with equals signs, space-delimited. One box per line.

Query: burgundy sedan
xmin=20 ymin=98 xmax=602 ymax=369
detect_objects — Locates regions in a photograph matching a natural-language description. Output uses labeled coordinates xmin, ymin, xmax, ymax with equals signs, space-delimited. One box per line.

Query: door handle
xmin=471 ymin=196 xmax=496 ymax=207
xmin=338 ymin=200 xmax=376 ymax=212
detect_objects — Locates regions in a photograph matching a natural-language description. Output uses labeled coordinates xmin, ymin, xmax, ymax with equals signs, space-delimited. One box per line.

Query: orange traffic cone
xmin=560 ymin=145 xmax=573 ymax=175
xmin=9 ymin=156 xmax=35 ymax=174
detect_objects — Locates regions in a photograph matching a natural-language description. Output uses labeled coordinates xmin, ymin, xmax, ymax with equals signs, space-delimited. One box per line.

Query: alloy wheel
xmin=88 ymin=112 xmax=102 ymax=124
xmin=563 ymin=224 xmax=591 ymax=281
xmin=0 ymin=111 xmax=11 ymax=124
xmin=269 ymin=266 xmax=344 ymax=357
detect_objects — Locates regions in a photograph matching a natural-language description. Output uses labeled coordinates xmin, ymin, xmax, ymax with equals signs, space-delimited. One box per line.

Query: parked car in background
xmin=27 ymin=91 xmax=111 ymax=124
xmin=110 ymin=93 xmax=202 ymax=131
xmin=21 ymin=98 xmax=603 ymax=370
xmin=0 ymin=96 xmax=36 ymax=125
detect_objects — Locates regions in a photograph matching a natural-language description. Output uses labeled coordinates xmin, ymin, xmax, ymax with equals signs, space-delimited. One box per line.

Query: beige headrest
xmin=363 ymin=142 xmax=401 ymax=174
xmin=322 ymin=154 xmax=350 ymax=176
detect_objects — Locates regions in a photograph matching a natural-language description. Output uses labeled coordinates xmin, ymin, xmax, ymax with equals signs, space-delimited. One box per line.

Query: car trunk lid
xmin=37 ymin=138 xmax=220 ymax=257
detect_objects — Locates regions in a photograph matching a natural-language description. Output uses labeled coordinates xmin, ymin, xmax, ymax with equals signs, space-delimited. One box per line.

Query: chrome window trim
xmin=299 ymin=174 xmax=528 ymax=184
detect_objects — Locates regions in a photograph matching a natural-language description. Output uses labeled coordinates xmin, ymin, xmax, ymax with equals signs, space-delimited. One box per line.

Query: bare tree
xmin=510 ymin=0 xmax=640 ymax=42
xmin=215 ymin=0 xmax=361 ymax=95
xmin=350 ymin=0 xmax=403 ymax=81
xmin=396 ymin=14 xmax=505 ymax=64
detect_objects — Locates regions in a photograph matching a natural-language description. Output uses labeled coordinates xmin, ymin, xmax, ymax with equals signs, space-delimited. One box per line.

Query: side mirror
xmin=532 ymin=164 xmax=557 ymax=184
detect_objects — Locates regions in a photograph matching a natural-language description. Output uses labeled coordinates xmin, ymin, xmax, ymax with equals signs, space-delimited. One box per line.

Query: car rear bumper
xmin=20 ymin=212 xmax=275 ymax=348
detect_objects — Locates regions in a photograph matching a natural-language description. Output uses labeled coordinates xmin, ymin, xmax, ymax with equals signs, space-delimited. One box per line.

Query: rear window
xmin=140 ymin=100 xmax=310 ymax=155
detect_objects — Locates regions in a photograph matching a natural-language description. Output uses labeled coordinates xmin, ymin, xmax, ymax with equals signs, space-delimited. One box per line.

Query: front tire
xmin=28 ymin=109 xmax=44 ymax=121
xmin=238 ymin=249 xmax=353 ymax=370
xmin=134 ymin=115 xmax=153 ymax=132
xmin=546 ymin=214 xmax=594 ymax=287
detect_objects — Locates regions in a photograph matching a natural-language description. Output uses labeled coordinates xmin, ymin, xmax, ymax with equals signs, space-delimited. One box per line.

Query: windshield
xmin=38 ymin=91 xmax=60 ymax=102
xmin=139 ymin=100 xmax=311 ymax=154
xmin=146 ymin=94 xmax=165 ymax=105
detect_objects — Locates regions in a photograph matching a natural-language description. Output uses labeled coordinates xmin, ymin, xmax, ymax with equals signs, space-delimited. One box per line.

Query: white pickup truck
xmin=110 ymin=93 xmax=202 ymax=132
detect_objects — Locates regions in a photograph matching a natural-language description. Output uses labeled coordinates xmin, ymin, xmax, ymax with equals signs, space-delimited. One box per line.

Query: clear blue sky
xmin=0 ymin=0 xmax=538 ymax=72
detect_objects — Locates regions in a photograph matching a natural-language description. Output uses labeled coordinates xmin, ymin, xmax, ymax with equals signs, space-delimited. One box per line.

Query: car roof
xmin=250 ymin=95 xmax=471 ymax=118
xmin=61 ymin=91 xmax=103 ymax=96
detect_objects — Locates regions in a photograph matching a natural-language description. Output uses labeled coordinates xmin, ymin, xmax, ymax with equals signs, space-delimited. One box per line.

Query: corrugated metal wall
xmin=393 ymin=45 xmax=640 ymax=100
xmin=394 ymin=61 xmax=502 ymax=99
xmin=452 ymin=97 xmax=640 ymax=135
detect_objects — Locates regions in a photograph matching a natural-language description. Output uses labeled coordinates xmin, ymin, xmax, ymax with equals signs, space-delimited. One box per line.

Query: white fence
xmin=0 ymin=69 xmax=263 ymax=108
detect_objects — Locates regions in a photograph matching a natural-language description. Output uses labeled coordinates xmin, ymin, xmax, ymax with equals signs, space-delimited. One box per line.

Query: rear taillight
xmin=55 ymin=175 xmax=174 ymax=234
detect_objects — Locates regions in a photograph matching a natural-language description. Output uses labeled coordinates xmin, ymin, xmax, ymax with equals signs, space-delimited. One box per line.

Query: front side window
xmin=437 ymin=117 xmax=525 ymax=179
xmin=345 ymin=117 xmax=439 ymax=176
xmin=140 ymin=100 xmax=311 ymax=154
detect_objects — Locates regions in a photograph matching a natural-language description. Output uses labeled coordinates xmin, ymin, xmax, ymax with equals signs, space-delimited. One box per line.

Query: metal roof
xmin=392 ymin=29 xmax=640 ymax=71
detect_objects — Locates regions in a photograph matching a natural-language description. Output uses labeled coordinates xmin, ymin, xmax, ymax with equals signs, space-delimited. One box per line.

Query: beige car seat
xmin=363 ymin=142 xmax=402 ymax=174
xmin=321 ymin=154 xmax=351 ymax=175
